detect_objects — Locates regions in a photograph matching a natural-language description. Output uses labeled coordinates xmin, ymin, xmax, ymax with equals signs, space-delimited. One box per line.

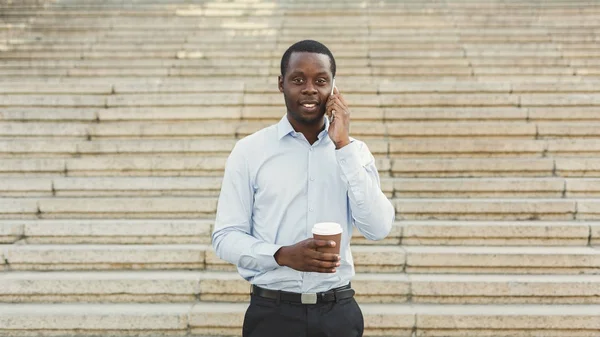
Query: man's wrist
xmin=274 ymin=246 xmax=287 ymax=266
xmin=335 ymin=138 xmax=351 ymax=149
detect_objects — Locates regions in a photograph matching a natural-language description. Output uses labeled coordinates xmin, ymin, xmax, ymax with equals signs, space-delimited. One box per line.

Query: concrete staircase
xmin=1 ymin=0 xmax=600 ymax=336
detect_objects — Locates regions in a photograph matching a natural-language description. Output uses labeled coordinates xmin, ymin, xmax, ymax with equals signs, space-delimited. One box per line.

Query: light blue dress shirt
xmin=212 ymin=115 xmax=395 ymax=293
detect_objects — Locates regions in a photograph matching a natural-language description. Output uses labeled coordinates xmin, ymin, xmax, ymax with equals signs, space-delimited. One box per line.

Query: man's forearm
xmin=336 ymin=142 xmax=395 ymax=240
xmin=212 ymin=228 xmax=282 ymax=273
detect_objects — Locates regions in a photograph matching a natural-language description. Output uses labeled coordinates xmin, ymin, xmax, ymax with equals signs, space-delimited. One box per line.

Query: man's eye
xmin=317 ymin=79 xmax=327 ymax=84
xmin=292 ymin=78 xmax=304 ymax=84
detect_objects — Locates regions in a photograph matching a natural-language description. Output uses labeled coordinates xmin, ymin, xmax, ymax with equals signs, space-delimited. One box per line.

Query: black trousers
xmin=242 ymin=292 xmax=364 ymax=337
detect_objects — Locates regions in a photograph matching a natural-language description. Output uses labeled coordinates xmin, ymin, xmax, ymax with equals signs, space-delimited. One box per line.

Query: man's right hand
xmin=274 ymin=238 xmax=341 ymax=273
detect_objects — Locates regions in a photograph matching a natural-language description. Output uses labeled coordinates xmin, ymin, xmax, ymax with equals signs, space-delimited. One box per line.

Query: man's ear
xmin=278 ymin=75 xmax=284 ymax=93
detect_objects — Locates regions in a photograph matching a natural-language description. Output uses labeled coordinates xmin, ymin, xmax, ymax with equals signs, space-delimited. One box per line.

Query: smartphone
xmin=329 ymin=78 xmax=336 ymax=123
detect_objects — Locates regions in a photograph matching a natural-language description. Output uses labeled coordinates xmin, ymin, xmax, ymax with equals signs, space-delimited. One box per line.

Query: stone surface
xmin=0 ymin=159 xmax=65 ymax=175
xmin=1 ymin=303 xmax=596 ymax=336
xmin=392 ymin=178 xmax=564 ymax=198
xmin=0 ymin=199 xmax=38 ymax=217
xmin=3 ymin=244 xmax=208 ymax=270
xmin=8 ymin=271 xmax=600 ymax=305
xmin=578 ymin=201 xmax=600 ymax=220
xmin=112 ymin=82 xmax=245 ymax=94
xmin=65 ymin=156 xmax=227 ymax=176
xmin=566 ymin=179 xmax=600 ymax=197
xmin=592 ymin=225 xmax=600 ymax=245
xmin=0 ymin=303 xmax=190 ymax=330
xmin=0 ymin=178 xmax=53 ymax=196
xmin=0 ymin=84 xmax=112 ymax=94
xmin=556 ymin=158 xmax=600 ymax=177
xmin=98 ymin=107 xmax=243 ymax=121
xmin=37 ymin=197 xmax=218 ymax=218
xmin=539 ymin=124 xmax=600 ymax=138
xmin=350 ymin=246 xmax=406 ymax=269
xmin=52 ymin=177 xmax=222 ymax=196
xmin=0 ymin=222 xmax=23 ymax=244
xmin=416 ymin=304 xmax=600 ymax=333
xmin=411 ymin=274 xmax=600 ymax=304
xmin=393 ymin=199 xmax=576 ymax=220
xmin=76 ymin=139 xmax=236 ymax=155
xmin=405 ymin=246 xmax=600 ymax=274
xmin=380 ymin=94 xmax=519 ymax=107
xmin=547 ymin=139 xmax=600 ymax=157
xmin=17 ymin=219 xmax=212 ymax=244
xmin=389 ymin=139 xmax=545 ymax=157
xmin=0 ymin=95 xmax=105 ymax=107
xmin=0 ymin=140 xmax=77 ymax=156
xmin=88 ymin=121 xmax=238 ymax=138
xmin=402 ymin=221 xmax=590 ymax=246
xmin=0 ymin=270 xmax=202 ymax=297
xmin=379 ymin=82 xmax=510 ymax=93
xmin=391 ymin=158 xmax=554 ymax=177
xmin=106 ymin=94 xmax=243 ymax=107
xmin=521 ymin=94 xmax=600 ymax=106
xmin=0 ymin=122 xmax=88 ymax=138
xmin=512 ymin=82 xmax=600 ymax=93
xmin=387 ymin=122 xmax=536 ymax=138
xmin=0 ymin=108 xmax=97 ymax=122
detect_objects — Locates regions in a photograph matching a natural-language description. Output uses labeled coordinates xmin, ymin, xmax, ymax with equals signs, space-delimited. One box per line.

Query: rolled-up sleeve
xmin=335 ymin=140 xmax=395 ymax=240
xmin=211 ymin=142 xmax=281 ymax=280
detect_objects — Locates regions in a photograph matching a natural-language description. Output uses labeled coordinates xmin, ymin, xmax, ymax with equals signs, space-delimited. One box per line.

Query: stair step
xmin=1 ymin=176 xmax=600 ymax=198
xmin=5 ymin=177 xmax=600 ymax=198
xmin=2 ymin=244 xmax=600 ymax=274
xmin=2 ymin=139 xmax=600 ymax=158
xmin=2 ymin=271 xmax=600 ymax=305
xmin=0 ymin=303 xmax=598 ymax=336
xmin=9 ymin=156 xmax=593 ymax=178
xmin=1 ymin=197 xmax=599 ymax=220
xmin=1 ymin=220 xmax=595 ymax=246
xmin=2 ymin=120 xmax=600 ymax=140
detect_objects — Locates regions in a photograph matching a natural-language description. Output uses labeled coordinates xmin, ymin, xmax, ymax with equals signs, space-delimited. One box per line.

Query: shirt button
xmin=309 ymin=207 xmax=314 ymax=212
xmin=309 ymin=148 xmax=313 ymax=152
xmin=310 ymin=177 xmax=315 ymax=181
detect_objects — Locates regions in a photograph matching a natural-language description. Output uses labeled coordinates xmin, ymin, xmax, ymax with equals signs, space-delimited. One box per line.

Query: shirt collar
xmin=277 ymin=114 xmax=330 ymax=141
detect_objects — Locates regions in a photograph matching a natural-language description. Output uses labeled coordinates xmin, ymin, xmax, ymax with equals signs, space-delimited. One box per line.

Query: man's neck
xmin=287 ymin=114 xmax=326 ymax=145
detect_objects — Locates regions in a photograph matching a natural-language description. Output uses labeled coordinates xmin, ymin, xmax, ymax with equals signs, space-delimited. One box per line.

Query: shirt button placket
xmin=306 ymin=146 xmax=317 ymax=235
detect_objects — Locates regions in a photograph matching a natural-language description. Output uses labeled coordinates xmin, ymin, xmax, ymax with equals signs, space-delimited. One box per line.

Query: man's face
xmin=279 ymin=52 xmax=334 ymax=126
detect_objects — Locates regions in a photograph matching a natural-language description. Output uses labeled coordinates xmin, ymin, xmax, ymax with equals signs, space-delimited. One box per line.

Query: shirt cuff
xmin=254 ymin=242 xmax=284 ymax=270
xmin=335 ymin=140 xmax=363 ymax=182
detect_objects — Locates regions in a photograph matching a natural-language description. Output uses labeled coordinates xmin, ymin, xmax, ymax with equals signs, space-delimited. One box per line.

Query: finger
xmin=313 ymin=239 xmax=336 ymax=248
xmin=318 ymin=252 xmax=342 ymax=261
xmin=310 ymin=267 xmax=337 ymax=273
xmin=308 ymin=258 xmax=339 ymax=268
xmin=326 ymin=98 xmax=337 ymax=109
xmin=328 ymin=102 xmax=343 ymax=112
xmin=338 ymin=92 xmax=347 ymax=106
xmin=307 ymin=250 xmax=341 ymax=264
xmin=305 ymin=248 xmax=340 ymax=263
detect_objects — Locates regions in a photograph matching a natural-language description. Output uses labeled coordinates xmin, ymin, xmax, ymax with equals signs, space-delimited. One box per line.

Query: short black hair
xmin=280 ymin=40 xmax=336 ymax=78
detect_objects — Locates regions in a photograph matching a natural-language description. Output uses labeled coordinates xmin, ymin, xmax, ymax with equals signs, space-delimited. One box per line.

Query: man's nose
xmin=301 ymin=82 xmax=317 ymax=94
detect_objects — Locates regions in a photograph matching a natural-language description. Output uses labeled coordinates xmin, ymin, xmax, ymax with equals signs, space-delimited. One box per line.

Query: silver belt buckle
xmin=301 ymin=292 xmax=318 ymax=304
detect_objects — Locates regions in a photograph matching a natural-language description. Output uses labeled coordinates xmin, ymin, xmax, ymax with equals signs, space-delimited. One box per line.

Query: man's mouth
xmin=300 ymin=101 xmax=320 ymax=112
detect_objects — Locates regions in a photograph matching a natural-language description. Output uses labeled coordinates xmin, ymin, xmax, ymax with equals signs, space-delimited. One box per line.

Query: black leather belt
xmin=251 ymin=283 xmax=354 ymax=305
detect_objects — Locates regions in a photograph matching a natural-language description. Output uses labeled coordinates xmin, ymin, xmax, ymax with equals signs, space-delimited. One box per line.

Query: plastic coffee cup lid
xmin=312 ymin=222 xmax=343 ymax=235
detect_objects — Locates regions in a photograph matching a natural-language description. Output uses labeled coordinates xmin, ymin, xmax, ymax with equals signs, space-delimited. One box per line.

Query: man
xmin=212 ymin=39 xmax=395 ymax=337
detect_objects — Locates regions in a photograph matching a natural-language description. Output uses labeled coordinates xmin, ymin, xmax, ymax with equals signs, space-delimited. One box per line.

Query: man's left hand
xmin=326 ymin=86 xmax=351 ymax=149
